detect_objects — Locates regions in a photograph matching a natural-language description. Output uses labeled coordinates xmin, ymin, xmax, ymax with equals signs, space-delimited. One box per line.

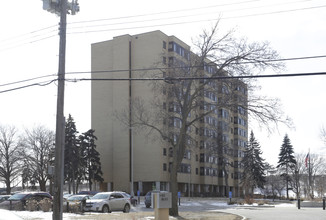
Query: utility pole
xmin=41 ymin=1 xmax=79 ymax=220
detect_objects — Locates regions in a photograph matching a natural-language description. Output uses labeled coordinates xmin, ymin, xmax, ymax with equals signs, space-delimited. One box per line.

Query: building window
xmin=163 ymin=57 xmax=166 ymax=64
xmin=196 ymin=168 xmax=198 ymax=175
xmin=163 ymin=148 xmax=167 ymax=156
xmin=200 ymin=167 xmax=204 ymax=176
xmin=163 ymin=163 xmax=167 ymax=171
xmin=200 ymin=154 xmax=204 ymax=163
xmin=196 ymin=154 xmax=198 ymax=161
xmin=163 ymin=41 xmax=166 ymax=49
xmin=169 ymin=147 xmax=173 ymax=157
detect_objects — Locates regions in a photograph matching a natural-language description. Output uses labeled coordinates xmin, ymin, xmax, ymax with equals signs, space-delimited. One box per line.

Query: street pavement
xmin=223 ymin=206 xmax=326 ymax=220
xmin=175 ymin=198 xmax=326 ymax=220
xmin=5 ymin=197 xmax=326 ymax=219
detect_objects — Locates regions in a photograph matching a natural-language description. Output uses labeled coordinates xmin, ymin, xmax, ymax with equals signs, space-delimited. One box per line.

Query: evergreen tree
xmin=277 ymin=134 xmax=296 ymax=200
xmin=64 ymin=114 xmax=80 ymax=194
xmin=79 ymin=129 xmax=103 ymax=191
xmin=242 ymin=131 xmax=266 ymax=196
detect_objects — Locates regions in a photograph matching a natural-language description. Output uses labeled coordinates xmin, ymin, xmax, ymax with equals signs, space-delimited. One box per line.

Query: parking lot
xmin=2 ymin=197 xmax=326 ymax=220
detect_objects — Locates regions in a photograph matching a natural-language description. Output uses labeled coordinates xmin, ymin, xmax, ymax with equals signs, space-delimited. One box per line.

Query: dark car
xmin=124 ymin=193 xmax=137 ymax=206
xmin=64 ymin=194 xmax=90 ymax=211
xmin=0 ymin=195 xmax=10 ymax=203
xmin=0 ymin=192 xmax=52 ymax=210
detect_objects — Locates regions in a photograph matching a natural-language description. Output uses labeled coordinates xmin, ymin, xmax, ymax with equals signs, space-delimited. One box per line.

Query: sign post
xmin=152 ymin=191 xmax=171 ymax=220
xmin=229 ymin=191 xmax=232 ymax=204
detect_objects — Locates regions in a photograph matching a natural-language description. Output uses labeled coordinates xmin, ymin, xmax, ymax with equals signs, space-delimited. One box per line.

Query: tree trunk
xmin=223 ymin=166 xmax=229 ymax=197
xmin=169 ymin=162 xmax=178 ymax=216
xmin=72 ymin=172 xmax=76 ymax=194
xmin=68 ymin=181 xmax=71 ymax=194
xmin=6 ymin=179 xmax=11 ymax=194
xmin=39 ymin=180 xmax=46 ymax=192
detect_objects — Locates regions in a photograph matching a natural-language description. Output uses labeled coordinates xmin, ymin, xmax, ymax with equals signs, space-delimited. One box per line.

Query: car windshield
xmin=67 ymin=195 xmax=84 ymax=201
xmin=91 ymin=194 xmax=109 ymax=200
xmin=9 ymin=193 xmax=28 ymax=201
xmin=122 ymin=193 xmax=130 ymax=198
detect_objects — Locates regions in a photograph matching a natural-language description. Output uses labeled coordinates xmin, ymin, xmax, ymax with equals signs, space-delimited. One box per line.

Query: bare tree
xmin=320 ymin=126 xmax=326 ymax=146
xmin=118 ymin=21 xmax=287 ymax=216
xmin=289 ymin=153 xmax=306 ymax=199
xmin=265 ymin=167 xmax=284 ymax=200
xmin=0 ymin=125 xmax=23 ymax=194
xmin=307 ymin=153 xmax=326 ymax=199
xmin=20 ymin=126 xmax=55 ymax=191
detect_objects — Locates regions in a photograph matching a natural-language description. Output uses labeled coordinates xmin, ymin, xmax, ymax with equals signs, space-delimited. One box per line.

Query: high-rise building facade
xmin=91 ymin=30 xmax=248 ymax=197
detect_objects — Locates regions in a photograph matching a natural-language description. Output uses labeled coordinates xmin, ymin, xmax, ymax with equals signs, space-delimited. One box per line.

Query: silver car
xmin=84 ymin=191 xmax=131 ymax=213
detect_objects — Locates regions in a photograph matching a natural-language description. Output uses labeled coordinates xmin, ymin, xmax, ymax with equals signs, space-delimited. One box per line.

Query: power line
xmin=73 ymin=71 xmax=326 ymax=82
xmin=0 ymin=79 xmax=57 ymax=94
xmin=0 ymin=35 xmax=58 ymax=52
xmin=1 ymin=70 xmax=326 ymax=94
xmin=67 ymin=4 xmax=326 ymax=35
xmin=0 ymin=24 xmax=57 ymax=43
xmin=0 ymin=74 xmax=56 ymax=87
xmin=68 ymin=0 xmax=259 ymax=25
xmin=67 ymin=0 xmax=309 ymax=30
xmin=1 ymin=1 xmax=323 ymax=50
xmin=64 ymin=54 xmax=326 ymax=76
xmin=1 ymin=54 xmax=326 ymax=89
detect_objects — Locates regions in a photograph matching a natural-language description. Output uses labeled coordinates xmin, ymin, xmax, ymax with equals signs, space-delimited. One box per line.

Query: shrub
xmin=26 ymin=199 xmax=38 ymax=211
xmin=244 ymin=195 xmax=254 ymax=205
xmin=39 ymin=198 xmax=52 ymax=212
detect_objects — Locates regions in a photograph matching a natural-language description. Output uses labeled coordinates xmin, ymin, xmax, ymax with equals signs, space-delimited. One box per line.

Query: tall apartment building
xmin=91 ymin=30 xmax=248 ymax=197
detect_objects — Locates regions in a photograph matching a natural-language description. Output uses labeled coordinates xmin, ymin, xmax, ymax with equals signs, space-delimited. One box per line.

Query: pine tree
xmin=79 ymin=129 xmax=103 ymax=191
xmin=242 ymin=131 xmax=266 ymax=196
xmin=277 ymin=134 xmax=296 ymax=200
xmin=64 ymin=114 xmax=80 ymax=194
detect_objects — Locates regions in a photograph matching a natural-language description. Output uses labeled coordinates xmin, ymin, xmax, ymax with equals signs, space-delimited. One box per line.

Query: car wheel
xmin=123 ymin=204 xmax=130 ymax=213
xmin=146 ymin=204 xmax=151 ymax=208
xmin=102 ymin=205 xmax=110 ymax=213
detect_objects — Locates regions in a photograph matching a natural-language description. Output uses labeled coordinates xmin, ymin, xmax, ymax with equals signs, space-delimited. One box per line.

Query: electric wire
xmin=1 ymin=0 xmax=324 ymax=50
xmin=1 ymin=54 xmax=326 ymax=89
xmin=73 ymin=71 xmax=326 ymax=82
xmin=68 ymin=0 xmax=260 ymax=25
xmin=0 ymin=24 xmax=57 ymax=43
xmin=67 ymin=0 xmax=310 ymax=30
xmin=1 ymin=70 xmax=326 ymax=94
xmin=64 ymin=55 xmax=326 ymax=76
xmin=0 ymin=74 xmax=57 ymax=87
xmin=0 ymin=79 xmax=57 ymax=94
xmin=67 ymin=4 xmax=326 ymax=35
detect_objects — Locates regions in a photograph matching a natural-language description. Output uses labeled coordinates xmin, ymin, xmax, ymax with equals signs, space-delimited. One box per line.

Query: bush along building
xmin=91 ymin=30 xmax=248 ymax=197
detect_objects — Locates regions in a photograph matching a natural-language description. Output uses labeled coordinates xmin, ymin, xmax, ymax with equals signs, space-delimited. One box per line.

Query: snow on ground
xmin=274 ymin=203 xmax=296 ymax=207
xmin=0 ymin=199 xmax=296 ymax=219
xmin=0 ymin=210 xmax=83 ymax=220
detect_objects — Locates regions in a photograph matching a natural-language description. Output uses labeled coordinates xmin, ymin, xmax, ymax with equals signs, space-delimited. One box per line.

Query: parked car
xmin=0 ymin=192 xmax=52 ymax=210
xmin=84 ymin=191 xmax=131 ymax=213
xmin=63 ymin=193 xmax=73 ymax=200
xmin=123 ymin=193 xmax=138 ymax=206
xmin=66 ymin=194 xmax=90 ymax=205
xmin=63 ymin=194 xmax=90 ymax=212
xmin=77 ymin=191 xmax=99 ymax=196
xmin=0 ymin=195 xmax=10 ymax=203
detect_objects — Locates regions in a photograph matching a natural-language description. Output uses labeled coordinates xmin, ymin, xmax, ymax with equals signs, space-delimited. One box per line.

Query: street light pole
xmin=52 ymin=0 xmax=67 ymax=219
xmin=41 ymin=1 xmax=79 ymax=220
